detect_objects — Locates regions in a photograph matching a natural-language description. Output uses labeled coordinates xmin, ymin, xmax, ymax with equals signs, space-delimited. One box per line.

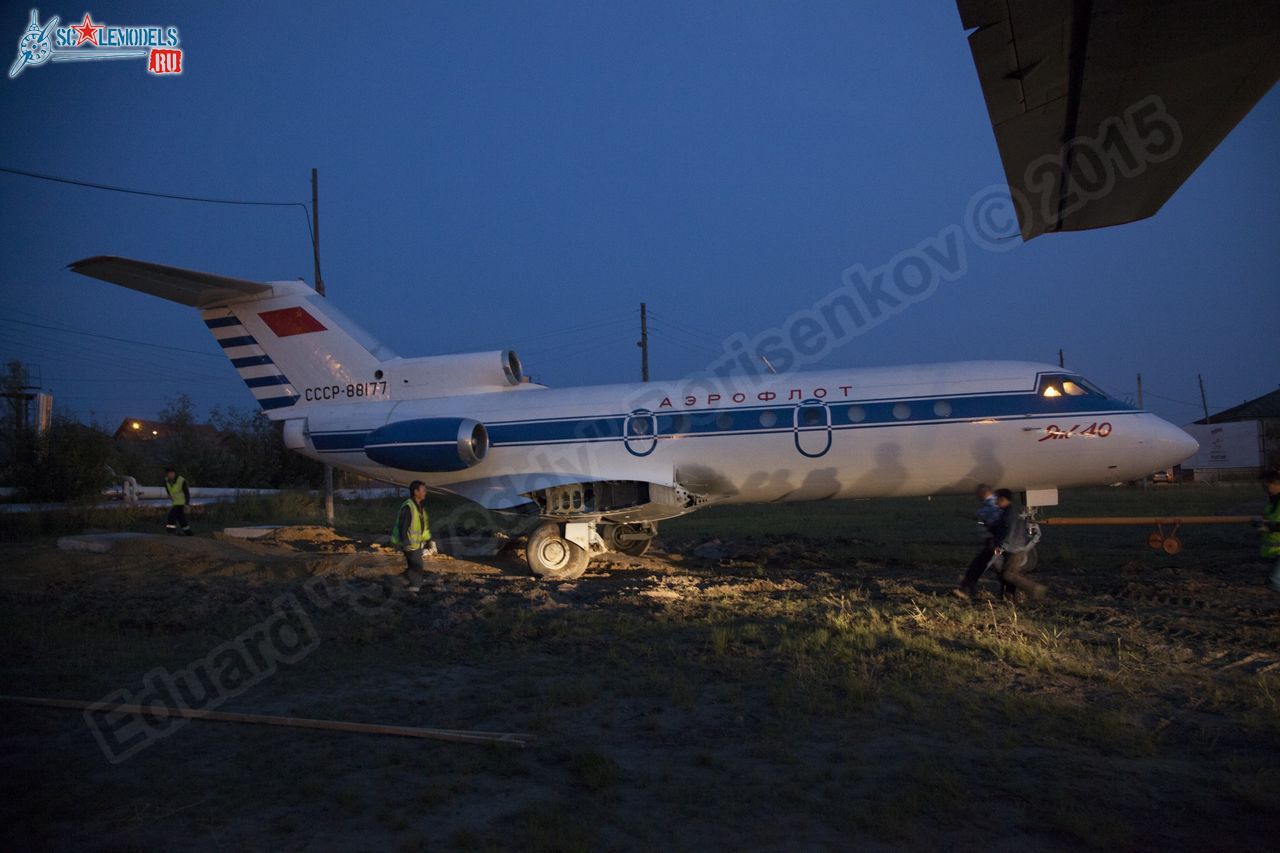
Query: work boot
xmin=183 ymin=528 xmax=194 ymax=537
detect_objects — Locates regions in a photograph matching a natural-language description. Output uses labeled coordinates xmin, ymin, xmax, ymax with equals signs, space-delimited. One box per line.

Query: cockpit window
xmin=1039 ymin=374 xmax=1107 ymax=398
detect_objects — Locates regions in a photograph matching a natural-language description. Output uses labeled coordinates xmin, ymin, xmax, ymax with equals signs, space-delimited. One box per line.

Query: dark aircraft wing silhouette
xmin=958 ymin=0 xmax=1280 ymax=239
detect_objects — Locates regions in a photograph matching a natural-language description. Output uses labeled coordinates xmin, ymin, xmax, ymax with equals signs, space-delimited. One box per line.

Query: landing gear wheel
xmin=1162 ymin=536 xmax=1181 ymax=555
xmin=602 ymin=522 xmax=655 ymax=556
xmin=526 ymin=523 xmax=588 ymax=580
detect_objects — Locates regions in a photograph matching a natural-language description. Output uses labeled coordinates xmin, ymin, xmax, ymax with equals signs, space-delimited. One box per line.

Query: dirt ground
xmin=1 ymin=491 xmax=1278 ymax=851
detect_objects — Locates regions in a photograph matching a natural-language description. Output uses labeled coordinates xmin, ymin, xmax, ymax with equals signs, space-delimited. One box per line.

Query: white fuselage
xmin=294 ymin=360 xmax=1197 ymax=515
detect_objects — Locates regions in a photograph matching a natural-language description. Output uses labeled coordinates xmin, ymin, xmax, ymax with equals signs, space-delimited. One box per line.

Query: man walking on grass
xmin=163 ymin=466 xmax=193 ymax=536
xmin=391 ymin=480 xmax=433 ymax=594
xmin=954 ymin=483 xmax=1002 ymax=599
xmin=990 ymin=488 xmax=1046 ymax=602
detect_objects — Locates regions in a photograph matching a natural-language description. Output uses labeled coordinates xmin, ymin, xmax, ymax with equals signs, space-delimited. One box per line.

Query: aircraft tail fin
xmin=70 ymin=256 xmax=391 ymax=418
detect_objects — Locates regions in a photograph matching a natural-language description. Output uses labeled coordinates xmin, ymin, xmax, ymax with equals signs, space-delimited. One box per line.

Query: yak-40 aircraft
xmin=72 ymin=256 xmax=1198 ymax=579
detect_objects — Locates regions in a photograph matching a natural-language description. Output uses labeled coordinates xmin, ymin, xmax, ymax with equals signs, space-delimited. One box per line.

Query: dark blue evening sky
xmin=1 ymin=1 xmax=1276 ymax=428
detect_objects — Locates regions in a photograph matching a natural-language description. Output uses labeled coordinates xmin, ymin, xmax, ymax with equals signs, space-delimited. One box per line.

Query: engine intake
xmin=363 ymin=418 xmax=488 ymax=472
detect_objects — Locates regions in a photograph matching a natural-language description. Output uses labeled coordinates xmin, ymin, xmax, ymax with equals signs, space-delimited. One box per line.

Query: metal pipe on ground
xmin=1040 ymin=516 xmax=1256 ymax=525
xmin=0 ymin=695 xmax=533 ymax=747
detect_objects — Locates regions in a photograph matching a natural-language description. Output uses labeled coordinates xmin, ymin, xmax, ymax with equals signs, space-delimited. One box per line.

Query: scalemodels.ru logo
xmin=8 ymin=8 xmax=182 ymax=78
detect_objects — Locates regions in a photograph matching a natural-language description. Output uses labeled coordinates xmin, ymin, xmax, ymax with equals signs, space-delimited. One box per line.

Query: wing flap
xmin=69 ymin=255 xmax=273 ymax=307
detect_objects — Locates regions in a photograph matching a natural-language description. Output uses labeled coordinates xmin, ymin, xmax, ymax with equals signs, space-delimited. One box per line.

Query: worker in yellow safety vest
xmin=1260 ymin=469 xmax=1280 ymax=596
xmin=391 ymin=480 xmax=432 ymax=593
xmin=164 ymin=466 xmax=193 ymax=536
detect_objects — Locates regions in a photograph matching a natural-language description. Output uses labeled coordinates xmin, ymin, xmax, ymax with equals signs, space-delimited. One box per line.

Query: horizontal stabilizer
xmin=68 ymin=255 xmax=273 ymax=307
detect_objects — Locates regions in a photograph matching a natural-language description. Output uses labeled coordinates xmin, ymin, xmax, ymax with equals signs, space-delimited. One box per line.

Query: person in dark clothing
xmin=1258 ymin=469 xmax=1280 ymax=595
xmin=163 ymin=467 xmax=193 ymax=536
xmin=990 ymin=489 xmax=1046 ymax=602
xmin=954 ymin=484 xmax=1003 ymax=599
xmin=391 ymin=480 xmax=432 ymax=592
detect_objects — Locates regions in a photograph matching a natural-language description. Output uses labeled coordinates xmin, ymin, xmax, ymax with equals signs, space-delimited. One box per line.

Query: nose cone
xmin=1151 ymin=419 xmax=1198 ymax=467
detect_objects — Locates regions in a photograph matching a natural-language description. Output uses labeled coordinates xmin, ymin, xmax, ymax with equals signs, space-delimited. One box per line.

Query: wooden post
xmin=1198 ymin=374 xmax=1210 ymax=423
xmin=1137 ymin=373 xmax=1147 ymax=488
xmin=1058 ymin=348 xmax=1064 ymax=367
xmin=311 ymin=168 xmax=324 ymax=298
xmin=312 ymin=168 xmax=334 ymax=527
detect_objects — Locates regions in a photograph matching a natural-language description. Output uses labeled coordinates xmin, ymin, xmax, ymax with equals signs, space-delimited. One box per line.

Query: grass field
xmin=0 ymin=483 xmax=1276 ymax=851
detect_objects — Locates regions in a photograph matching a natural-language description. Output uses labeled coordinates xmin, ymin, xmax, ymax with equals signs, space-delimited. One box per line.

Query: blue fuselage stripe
xmin=307 ymin=392 xmax=1138 ymax=454
xmin=204 ymin=316 xmax=242 ymax=329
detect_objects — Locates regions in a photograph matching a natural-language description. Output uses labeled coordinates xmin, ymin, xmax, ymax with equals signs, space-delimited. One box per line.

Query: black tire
xmin=526 ymin=523 xmax=588 ymax=580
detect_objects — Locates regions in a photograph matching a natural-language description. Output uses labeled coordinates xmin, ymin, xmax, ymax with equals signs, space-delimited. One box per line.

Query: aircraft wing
xmin=444 ymin=474 xmax=576 ymax=511
xmin=69 ymin=255 xmax=273 ymax=307
xmin=958 ymin=0 xmax=1280 ymax=240
xmin=445 ymin=472 xmax=707 ymax=514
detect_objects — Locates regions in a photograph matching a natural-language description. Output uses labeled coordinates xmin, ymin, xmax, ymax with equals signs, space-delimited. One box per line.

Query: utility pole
xmin=638 ymin=302 xmax=649 ymax=382
xmin=1198 ymin=373 xmax=1210 ymax=423
xmin=312 ymin=168 xmax=334 ymax=526
xmin=1137 ymin=373 xmax=1147 ymax=488
xmin=1058 ymin=348 xmax=1064 ymax=368
xmin=311 ymin=168 xmax=325 ymax=298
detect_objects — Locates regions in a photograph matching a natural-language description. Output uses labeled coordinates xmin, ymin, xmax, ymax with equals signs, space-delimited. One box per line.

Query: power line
xmin=0 ymin=316 xmax=226 ymax=358
xmin=645 ymin=310 xmax=728 ymax=346
xmin=0 ymin=165 xmax=314 ymax=244
xmin=1145 ymin=391 xmax=1209 ymax=409
xmin=502 ymin=314 xmax=635 ymax=347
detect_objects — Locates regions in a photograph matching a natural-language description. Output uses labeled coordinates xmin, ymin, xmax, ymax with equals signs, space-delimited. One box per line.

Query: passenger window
xmin=801 ymin=407 xmax=824 ymax=426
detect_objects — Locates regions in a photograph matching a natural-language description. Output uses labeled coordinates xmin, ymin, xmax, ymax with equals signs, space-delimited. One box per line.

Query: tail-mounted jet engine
xmin=363 ymin=418 xmax=488 ymax=472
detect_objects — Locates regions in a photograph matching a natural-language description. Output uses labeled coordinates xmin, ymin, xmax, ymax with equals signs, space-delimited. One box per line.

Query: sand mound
xmin=255 ymin=525 xmax=388 ymax=554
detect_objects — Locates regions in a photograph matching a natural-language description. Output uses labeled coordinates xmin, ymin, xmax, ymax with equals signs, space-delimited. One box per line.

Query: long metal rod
xmin=1041 ymin=516 xmax=1255 ymax=526
xmin=1 ymin=694 xmax=532 ymax=747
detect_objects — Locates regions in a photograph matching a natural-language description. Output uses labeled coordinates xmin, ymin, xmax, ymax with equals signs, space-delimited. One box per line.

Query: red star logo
xmin=70 ymin=13 xmax=103 ymax=47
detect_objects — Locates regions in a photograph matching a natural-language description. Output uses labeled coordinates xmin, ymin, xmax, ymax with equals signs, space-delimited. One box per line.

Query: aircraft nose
xmin=1150 ymin=418 xmax=1198 ymax=467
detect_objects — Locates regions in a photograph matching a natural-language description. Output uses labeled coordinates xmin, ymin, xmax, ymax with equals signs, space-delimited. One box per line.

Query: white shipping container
xmin=1180 ymin=421 xmax=1263 ymax=469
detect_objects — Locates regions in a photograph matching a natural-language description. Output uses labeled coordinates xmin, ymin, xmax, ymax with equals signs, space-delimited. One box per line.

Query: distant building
xmin=1182 ymin=388 xmax=1280 ymax=481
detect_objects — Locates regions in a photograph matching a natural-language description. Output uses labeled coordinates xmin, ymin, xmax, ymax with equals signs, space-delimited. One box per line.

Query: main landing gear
xmin=524 ymin=521 xmax=657 ymax=580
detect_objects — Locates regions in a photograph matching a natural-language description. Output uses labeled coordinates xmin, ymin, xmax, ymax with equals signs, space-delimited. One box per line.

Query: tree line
xmin=2 ymin=372 xmax=326 ymax=501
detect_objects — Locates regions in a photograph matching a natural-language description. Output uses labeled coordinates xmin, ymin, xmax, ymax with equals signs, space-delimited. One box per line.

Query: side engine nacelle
xmin=363 ymin=417 xmax=488 ymax=472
